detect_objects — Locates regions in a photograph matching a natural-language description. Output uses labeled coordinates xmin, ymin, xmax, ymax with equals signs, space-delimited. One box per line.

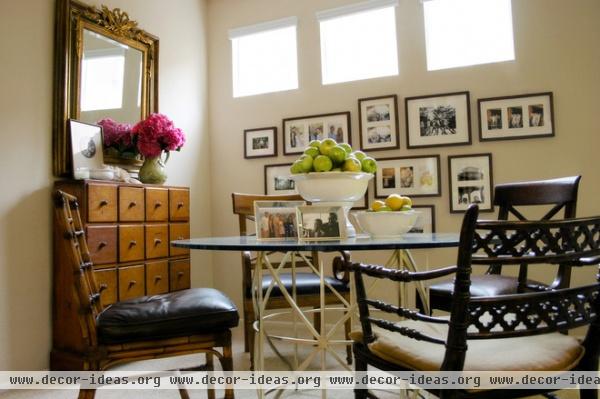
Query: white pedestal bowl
xmin=291 ymin=172 xmax=373 ymax=237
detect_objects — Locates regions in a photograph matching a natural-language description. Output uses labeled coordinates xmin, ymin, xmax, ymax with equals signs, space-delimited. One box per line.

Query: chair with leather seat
xmin=232 ymin=192 xmax=352 ymax=368
xmin=427 ymin=175 xmax=581 ymax=313
xmin=54 ymin=190 xmax=239 ymax=399
xmin=350 ymin=205 xmax=600 ymax=399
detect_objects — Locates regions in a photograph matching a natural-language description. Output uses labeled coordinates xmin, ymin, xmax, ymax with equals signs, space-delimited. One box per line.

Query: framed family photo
xmin=358 ymin=95 xmax=400 ymax=151
xmin=297 ymin=206 xmax=346 ymax=241
xmin=254 ymin=200 xmax=306 ymax=240
xmin=405 ymin=91 xmax=471 ymax=149
xmin=264 ymin=163 xmax=296 ymax=195
xmin=375 ymin=155 xmax=441 ymax=198
xmin=478 ymin=92 xmax=555 ymax=141
xmin=282 ymin=112 xmax=351 ymax=155
xmin=448 ymin=153 xmax=494 ymax=213
xmin=244 ymin=127 xmax=277 ymax=158
xmin=70 ymin=119 xmax=104 ymax=177
xmin=409 ymin=205 xmax=436 ymax=234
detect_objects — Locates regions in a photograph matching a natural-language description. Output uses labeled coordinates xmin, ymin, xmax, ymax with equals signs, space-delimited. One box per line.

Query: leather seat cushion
xmin=429 ymin=274 xmax=543 ymax=297
xmin=351 ymin=320 xmax=584 ymax=371
xmin=97 ymin=288 xmax=239 ymax=344
xmin=245 ymin=272 xmax=349 ymax=298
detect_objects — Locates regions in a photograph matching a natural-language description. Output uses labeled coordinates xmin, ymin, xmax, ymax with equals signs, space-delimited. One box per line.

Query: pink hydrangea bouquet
xmin=97 ymin=118 xmax=138 ymax=159
xmin=132 ymin=113 xmax=186 ymax=159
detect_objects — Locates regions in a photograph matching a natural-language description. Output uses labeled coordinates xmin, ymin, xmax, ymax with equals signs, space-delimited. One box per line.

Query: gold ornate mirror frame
xmin=53 ymin=0 xmax=159 ymax=176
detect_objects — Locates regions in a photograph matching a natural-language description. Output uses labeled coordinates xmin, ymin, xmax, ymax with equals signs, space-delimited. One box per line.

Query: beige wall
xmin=207 ymin=0 xmax=600 ymax=311
xmin=0 ymin=0 xmax=211 ymax=370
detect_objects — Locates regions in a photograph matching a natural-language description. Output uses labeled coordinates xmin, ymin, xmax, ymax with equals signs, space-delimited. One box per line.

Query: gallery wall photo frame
xmin=478 ymin=92 xmax=555 ymax=142
xmin=264 ymin=163 xmax=297 ymax=195
xmin=282 ymin=111 xmax=351 ymax=155
xmin=69 ymin=119 xmax=104 ymax=178
xmin=244 ymin=127 xmax=277 ymax=159
xmin=409 ymin=205 xmax=436 ymax=234
xmin=358 ymin=94 xmax=400 ymax=151
xmin=448 ymin=153 xmax=494 ymax=213
xmin=405 ymin=91 xmax=472 ymax=149
xmin=374 ymin=155 xmax=441 ymax=198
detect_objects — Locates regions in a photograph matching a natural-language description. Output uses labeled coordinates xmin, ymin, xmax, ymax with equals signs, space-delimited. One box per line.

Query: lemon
xmin=371 ymin=200 xmax=386 ymax=212
xmin=401 ymin=196 xmax=412 ymax=207
xmin=385 ymin=194 xmax=404 ymax=211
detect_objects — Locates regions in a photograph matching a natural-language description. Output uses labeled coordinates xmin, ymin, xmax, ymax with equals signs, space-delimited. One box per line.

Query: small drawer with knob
xmin=169 ymin=223 xmax=190 ymax=256
xmin=86 ymin=225 xmax=117 ymax=265
xmin=146 ymin=261 xmax=169 ymax=295
xmin=145 ymin=224 xmax=168 ymax=259
xmin=169 ymin=259 xmax=190 ymax=291
xmin=118 ymin=225 xmax=145 ymax=262
xmin=119 ymin=187 xmax=145 ymax=222
xmin=87 ymin=183 xmax=117 ymax=222
xmin=94 ymin=268 xmax=117 ymax=306
xmin=169 ymin=188 xmax=190 ymax=221
xmin=118 ymin=264 xmax=145 ymax=300
xmin=146 ymin=188 xmax=169 ymax=221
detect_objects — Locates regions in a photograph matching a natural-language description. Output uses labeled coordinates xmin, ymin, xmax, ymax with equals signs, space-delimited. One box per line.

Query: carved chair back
xmin=54 ymin=190 xmax=102 ymax=347
xmin=490 ymin=175 xmax=581 ymax=289
xmin=352 ymin=205 xmax=600 ymax=372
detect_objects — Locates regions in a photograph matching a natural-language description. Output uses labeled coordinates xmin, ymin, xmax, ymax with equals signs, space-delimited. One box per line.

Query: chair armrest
xmin=571 ymin=255 xmax=600 ymax=267
xmin=331 ymin=251 xmax=351 ymax=283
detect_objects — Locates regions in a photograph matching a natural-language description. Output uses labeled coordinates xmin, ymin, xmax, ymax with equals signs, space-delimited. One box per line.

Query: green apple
xmin=303 ymin=146 xmax=320 ymax=158
xmin=309 ymin=140 xmax=321 ymax=149
xmin=342 ymin=157 xmax=362 ymax=172
xmin=313 ymin=155 xmax=333 ymax=172
xmin=338 ymin=143 xmax=353 ymax=154
xmin=319 ymin=138 xmax=337 ymax=156
xmin=290 ymin=160 xmax=304 ymax=174
xmin=329 ymin=145 xmax=347 ymax=165
xmin=352 ymin=151 xmax=367 ymax=161
xmin=361 ymin=157 xmax=377 ymax=174
xmin=298 ymin=154 xmax=313 ymax=173
xmin=376 ymin=206 xmax=393 ymax=212
xmin=400 ymin=205 xmax=412 ymax=212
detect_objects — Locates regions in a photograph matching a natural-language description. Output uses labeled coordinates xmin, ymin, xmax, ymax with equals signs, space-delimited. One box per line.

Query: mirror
xmin=53 ymin=0 xmax=159 ymax=176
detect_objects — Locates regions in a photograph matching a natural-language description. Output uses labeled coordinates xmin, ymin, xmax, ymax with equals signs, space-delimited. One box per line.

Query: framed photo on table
xmin=405 ymin=91 xmax=471 ymax=149
xmin=254 ymin=200 xmax=306 ymax=240
xmin=478 ymin=92 xmax=555 ymax=141
xmin=409 ymin=205 xmax=435 ymax=234
xmin=448 ymin=153 xmax=494 ymax=213
xmin=282 ymin=112 xmax=351 ymax=155
xmin=358 ymin=95 xmax=400 ymax=151
xmin=297 ymin=206 xmax=346 ymax=241
xmin=264 ymin=163 xmax=296 ymax=195
xmin=244 ymin=127 xmax=277 ymax=158
xmin=374 ymin=155 xmax=441 ymax=198
xmin=69 ymin=119 xmax=104 ymax=177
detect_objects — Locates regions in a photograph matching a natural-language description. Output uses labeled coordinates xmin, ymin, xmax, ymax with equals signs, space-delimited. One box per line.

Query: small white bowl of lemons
xmin=354 ymin=194 xmax=419 ymax=238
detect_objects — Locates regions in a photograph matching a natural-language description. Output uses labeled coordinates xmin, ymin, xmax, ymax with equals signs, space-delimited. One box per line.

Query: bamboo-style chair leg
xmin=219 ymin=332 xmax=235 ymax=399
xmin=207 ymin=352 xmax=215 ymax=399
xmin=78 ymin=389 xmax=96 ymax=399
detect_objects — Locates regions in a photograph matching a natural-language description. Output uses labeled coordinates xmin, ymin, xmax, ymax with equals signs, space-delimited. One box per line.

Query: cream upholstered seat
xmin=351 ymin=319 xmax=584 ymax=372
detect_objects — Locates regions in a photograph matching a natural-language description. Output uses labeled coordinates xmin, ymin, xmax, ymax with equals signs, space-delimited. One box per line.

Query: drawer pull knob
xmin=98 ymin=241 xmax=107 ymax=249
xmin=177 ymin=202 xmax=184 ymax=209
xmin=177 ymin=236 xmax=184 ymax=240
xmin=154 ymin=201 xmax=162 ymax=208
xmin=99 ymin=200 xmax=109 ymax=207
xmin=129 ymin=240 xmax=137 ymax=248
xmin=128 ymin=280 xmax=137 ymax=288
xmin=99 ymin=283 xmax=108 ymax=292
xmin=154 ymin=275 xmax=163 ymax=282
xmin=177 ymin=271 xmax=184 ymax=278
xmin=128 ymin=201 xmax=137 ymax=208
xmin=154 ymin=238 xmax=162 ymax=246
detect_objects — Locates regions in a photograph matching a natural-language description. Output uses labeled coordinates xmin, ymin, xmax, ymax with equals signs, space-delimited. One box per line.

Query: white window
xmin=317 ymin=0 xmax=399 ymax=85
xmin=230 ymin=17 xmax=298 ymax=98
xmin=423 ymin=0 xmax=515 ymax=71
xmin=81 ymin=48 xmax=125 ymax=111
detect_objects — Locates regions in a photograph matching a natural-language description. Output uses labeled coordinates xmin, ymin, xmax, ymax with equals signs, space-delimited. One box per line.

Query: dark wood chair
xmin=427 ymin=176 xmax=581 ymax=313
xmin=54 ymin=190 xmax=239 ymax=399
xmin=349 ymin=204 xmax=600 ymax=399
xmin=232 ymin=192 xmax=352 ymax=368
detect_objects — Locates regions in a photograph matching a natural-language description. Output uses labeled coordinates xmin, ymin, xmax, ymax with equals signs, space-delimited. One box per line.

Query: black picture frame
xmin=282 ymin=111 xmax=351 ymax=155
xmin=448 ymin=153 xmax=494 ymax=213
xmin=244 ymin=127 xmax=277 ymax=159
xmin=358 ymin=94 xmax=400 ymax=152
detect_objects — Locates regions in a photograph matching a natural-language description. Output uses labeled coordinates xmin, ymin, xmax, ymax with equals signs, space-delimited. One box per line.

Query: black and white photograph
xmin=375 ymin=155 xmax=441 ymax=198
xmin=448 ymin=153 xmax=494 ymax=213
xmin=70 ymin=119 xmax=104 ymax=178
xmin=358 ymin=95 xmax=400 ymax=151
xmin=244 ymin=127 xmax=277 ymax=158
xmin=408 ymin=205 xmax=435 ymax=234
xmin=297 ymin=206 xmax=346 ymax=241
xmin=405 ymin=92 xmax=471 ymax=148
xmin=478 ymin=92 xmax=554 ymax=141
xmin=264 ymin=163 xmax=297 ymax=195
xmin=254 ymin=201 xmax=306 ymax=241
xmin=283 ymin=112 xmax=351 ymax=155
